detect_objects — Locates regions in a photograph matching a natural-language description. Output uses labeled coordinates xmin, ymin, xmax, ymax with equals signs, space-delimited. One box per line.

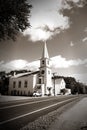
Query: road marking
xmin=0 ymin=97 xmax=77 ymax=125
xmin=0 ymin=96 xmax=72 ymax=110
xmin=0 ymin=98 xmax=57 ymax=109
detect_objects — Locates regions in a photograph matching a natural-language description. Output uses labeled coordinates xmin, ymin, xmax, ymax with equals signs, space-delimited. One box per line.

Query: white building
xmin=53 ymin=78 xmax=71 ymax=95
xmin=9 ymin=71 xmax=39 ymax=96
xmin=54 ymin=78 xmax=65 ymax=95
xmin=9 ymin=43 xmax=71 ymax=96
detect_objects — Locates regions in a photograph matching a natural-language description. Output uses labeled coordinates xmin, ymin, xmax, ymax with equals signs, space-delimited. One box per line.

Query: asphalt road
xmin=49 ymin=96 xmax=87 ymax=130
xmin=0 ymin=95 xmax=78 ymax=130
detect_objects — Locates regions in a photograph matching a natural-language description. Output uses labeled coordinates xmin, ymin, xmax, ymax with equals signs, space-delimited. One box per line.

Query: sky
xmin=0 ymin=0 xmax=87 ymax=84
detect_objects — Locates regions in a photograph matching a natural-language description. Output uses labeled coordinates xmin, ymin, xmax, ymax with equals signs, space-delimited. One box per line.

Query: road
xmin=0 ymin=95 xmax=78 ymax=130
xmin=49 ymin=96 xmax=87 ymax=130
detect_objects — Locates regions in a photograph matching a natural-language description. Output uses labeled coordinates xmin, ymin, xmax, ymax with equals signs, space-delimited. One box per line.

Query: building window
xmin=41 ymin=70 xmax=45 ymax=74
xmin=13 ymin=81 xmax=16 ymax=88
xmin=48 ymin=70 xmax=50 ymax=74
xmin=24 ymin=91 xmax=26 ymax=96
xmin=18 ymin=81 xmax=21 ymax=88
xmin=21 ymin=91 xmax=22 ymax=95
xmin=47 ymin=60 xmax=49 ymax=65
xmin=17 ymin=91 xmax=19 ymax=95
xmin=28 ymin=91 xmax=30 ymax=96
xmin=24 ymin=81 xmax=28 ymax=88
xmin=42 ymin=60 xmax=44 ymax=64
xmin=39 ymin=79 xmax=41 ymax=84
xmin=11 ymin=90 xmax=13 ymax=95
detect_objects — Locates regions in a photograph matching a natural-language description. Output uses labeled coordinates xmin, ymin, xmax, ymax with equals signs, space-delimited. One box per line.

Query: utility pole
xmin=53 ymin=73 xmax=56 ymax=96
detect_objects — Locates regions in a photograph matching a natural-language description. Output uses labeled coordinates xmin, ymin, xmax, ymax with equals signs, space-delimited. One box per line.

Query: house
xmin=53 ymin=78 xmax=71 ymax=95
xmin=8 ymin=42 xmax=71 ymax=96
xmin=54 ymin=78 xmax=65 ymax=95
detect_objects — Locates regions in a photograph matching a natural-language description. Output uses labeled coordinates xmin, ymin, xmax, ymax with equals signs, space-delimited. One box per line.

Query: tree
xmin=0 ymin=0 xmax=32 ymax=40
xmin=0 ymin=72 xmax=9 ymax=95
xmin=64 ymin=77 xmax=78 ymax=94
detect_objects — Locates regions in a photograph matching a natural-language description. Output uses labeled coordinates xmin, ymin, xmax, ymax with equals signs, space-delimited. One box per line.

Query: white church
xmin=8 ymin=43 xmax=71 ymax=96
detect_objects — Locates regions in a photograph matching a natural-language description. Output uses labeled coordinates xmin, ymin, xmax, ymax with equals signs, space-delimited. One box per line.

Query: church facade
xmin=8 ymin=43 xmax=70 ymax=96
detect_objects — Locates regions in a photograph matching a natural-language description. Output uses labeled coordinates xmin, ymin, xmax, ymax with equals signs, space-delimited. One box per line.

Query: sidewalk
xmin=49 ymin=97 xmax=87 ymax=130
xmin=0 ymin=95 xmax=32 ymax=102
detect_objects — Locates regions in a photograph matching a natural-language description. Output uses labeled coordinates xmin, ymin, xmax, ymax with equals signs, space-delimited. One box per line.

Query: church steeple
xmin=42 ymin=41 xmax=49 ymax=59
xmin=39 ymin=41 xmax=52 ymax=95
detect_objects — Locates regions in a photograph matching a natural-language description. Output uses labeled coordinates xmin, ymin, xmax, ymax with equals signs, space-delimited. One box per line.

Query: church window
xmin=13 ymin=81 xmax=16 ymax=88
xmin=11 ymin=90 xmax=13 ymax=95
xmin=42 ymin=60 xmax=44 ymax=64
xmin=24 ymin=81 xmax=28 ymax=88
xmin=41 ymin=70 xmax=45 ymax=74
xmin=24 ymin=91 xmax=25 ymax=95
xmin=47 ymin=60 xmax=49 ymax=65
xmin=18 ymin=81 xmax=21 ymax=88
xmin=21 ymin=91 xmax=22 ymax=95
xmin=17 ymin=91 xmax=19 ymax=95
xmin=48 ymin=70 xmax=50 ymax=74
xmin=39 ymin=78 xmax=41 ymax=84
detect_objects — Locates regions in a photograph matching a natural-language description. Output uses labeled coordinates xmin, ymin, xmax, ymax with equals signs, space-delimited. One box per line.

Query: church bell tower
xmin=40 ymin=42 xmax=52 ymax=95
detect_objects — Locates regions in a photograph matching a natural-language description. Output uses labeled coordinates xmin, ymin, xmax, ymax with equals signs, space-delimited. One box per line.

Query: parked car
xmin=33 ymin=92 xmax=42 ymax=97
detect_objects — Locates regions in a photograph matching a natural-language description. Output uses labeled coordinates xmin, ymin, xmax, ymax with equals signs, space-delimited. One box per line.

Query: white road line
xmin=0 ymin=97 xmax=59 ymax=110
xmin=0 ymin=97 xmax=77 ymax=125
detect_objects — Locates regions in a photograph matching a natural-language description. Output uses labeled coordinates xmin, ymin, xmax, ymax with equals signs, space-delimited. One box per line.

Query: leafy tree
xmin=64 ymin=77 xmax=78 ymax=94
xmin=85 ymin=85 xmax=87 ymax=94
xmin=0 ymin=74 xmax=9 ymax=95
xmin=0 ymin=0 xmax=32 ymax=40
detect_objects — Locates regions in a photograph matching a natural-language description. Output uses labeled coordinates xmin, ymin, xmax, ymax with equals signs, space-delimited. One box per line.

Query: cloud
xmin=25 ymin=60 xmax=40 ymax=70
xmin=70 ymin=41 xmax=74 ymax=46
xmin=51 ymin=56 xmax=72 ymax=68
xmin=0 ymin=60 xmax=40 ymax=72
xmin=0 ymin=56 xmax=87 ymax=72
xmin=24 ymin=27 xmax=53 ymax=42
xmin=51 ymin=55 xmax=87 ymax=68
xmin=62 ymin=0 xmax=87 ymax=9
xmin=82 ymin=37 xmax=87 ymax=42
xmin=0 ymin=60 xmax=28 ymax=72
xmin=84 ymin=27 xmax=87 ymax=32
xmin=23 ymin=0 xmax=86 ymax=42
xmin=0 ymin=61 xmax=4 ymax=65
xmin=23 ymin=0 xmax=70 ymax=42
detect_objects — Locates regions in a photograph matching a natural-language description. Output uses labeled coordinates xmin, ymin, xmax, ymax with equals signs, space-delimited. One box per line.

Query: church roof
xmin=11 ymin=71 xmax=39 ymax=78
xmin=42 ymin=42 xmax=49 ymax=58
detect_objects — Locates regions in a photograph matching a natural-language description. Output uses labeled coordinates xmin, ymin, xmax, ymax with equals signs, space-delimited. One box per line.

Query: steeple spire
xmin=42 ymin=41 xmax=49 ymax=58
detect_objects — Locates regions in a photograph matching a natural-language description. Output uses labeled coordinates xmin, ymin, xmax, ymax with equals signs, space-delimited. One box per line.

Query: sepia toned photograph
xmin=0 ymin=0 xmax=87 ymax=130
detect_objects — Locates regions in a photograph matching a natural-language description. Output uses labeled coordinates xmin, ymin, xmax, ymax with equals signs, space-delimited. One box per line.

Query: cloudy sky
xmin=0 ymin=0 xmax=87 ymax=84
